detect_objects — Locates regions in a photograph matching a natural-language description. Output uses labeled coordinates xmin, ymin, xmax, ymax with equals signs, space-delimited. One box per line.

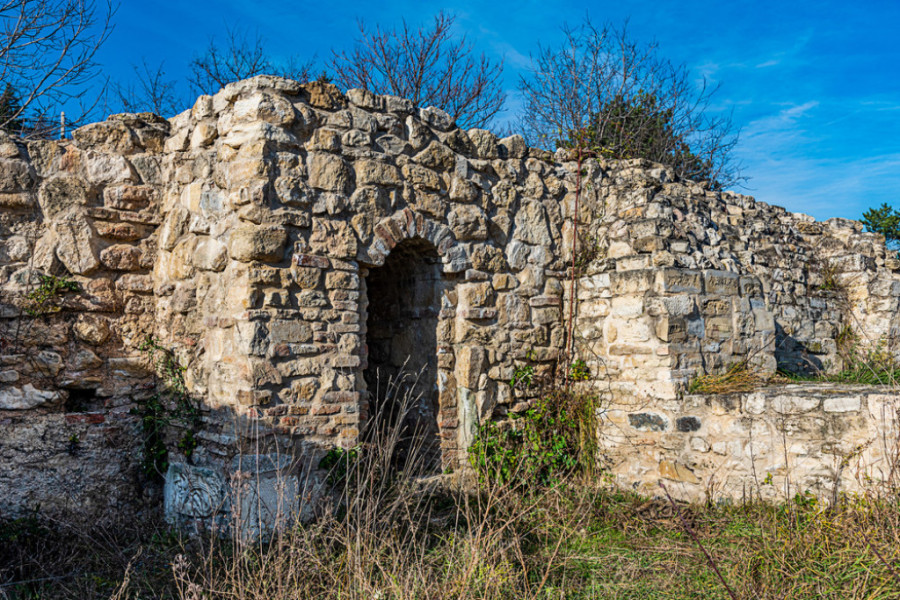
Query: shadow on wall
xmin=774 ymin=321 xmax=826 ymax=376
xmin=163 ymin=366 xmax=443 ymax=542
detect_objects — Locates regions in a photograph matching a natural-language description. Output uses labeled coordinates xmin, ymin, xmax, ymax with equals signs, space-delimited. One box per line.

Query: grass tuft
xmin=687 ymin=361 xmax=762 ymax=395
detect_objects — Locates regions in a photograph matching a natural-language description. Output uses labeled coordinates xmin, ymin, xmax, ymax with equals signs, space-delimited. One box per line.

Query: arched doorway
xmin=362 ymin=238 xmax=443 ymax=473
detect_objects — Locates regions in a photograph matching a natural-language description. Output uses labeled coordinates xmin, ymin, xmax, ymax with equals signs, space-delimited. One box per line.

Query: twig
xmin=857 ymin=523 xmax=900 ymax=588
xmin=659 ymin=482 xmax=739 ymax=600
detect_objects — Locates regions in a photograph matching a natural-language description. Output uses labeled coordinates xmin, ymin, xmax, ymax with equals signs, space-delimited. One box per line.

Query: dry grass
xmin=6 ymin=484 xmax=900 ymax=598
xmin=4 ymin=373 xmax=900 ymax=599
xmin=687 ymin=361 xmax=763 ymax=395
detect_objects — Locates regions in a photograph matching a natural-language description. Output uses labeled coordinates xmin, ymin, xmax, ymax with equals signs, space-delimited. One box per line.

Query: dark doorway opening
xmin=363 ymin=238 xmax=442 ymax=473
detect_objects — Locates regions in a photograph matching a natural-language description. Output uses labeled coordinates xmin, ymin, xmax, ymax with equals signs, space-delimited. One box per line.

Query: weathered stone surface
xmin=0 ymin=385 xmax=61 ymax=410
xmin=229 ymin=225 xmax=288 ymax=262
xmin=54 ymin=214 xmax=100 ymax=274
xmin=194 ymin=238 xmax=228 ymax=271
xmin=308 ymin=152 xmax=351 ymax=192
xmin=38 ymin=175 xmax=89 ymax=219
xmin=100 ymin=244 xmax=142 ymax=271
xmin=73 ymin=314 xmax=110 ymax=345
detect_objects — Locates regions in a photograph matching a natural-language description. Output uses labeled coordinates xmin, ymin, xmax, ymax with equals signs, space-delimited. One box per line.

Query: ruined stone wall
xmin=571 ymin=159 xmax=900 ymax=500
xmin=0 ymin=115 xmax=167 ymax=522
xmin=2 ymin=76 xmax=899 ymax=526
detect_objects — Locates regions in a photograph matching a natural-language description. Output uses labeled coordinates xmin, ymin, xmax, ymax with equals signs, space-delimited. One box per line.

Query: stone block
xmin=823 ymin=396 xmax=861 ymax=413
xmin=655 ymin=269 xmax=702 ymax=294
xmin=703 ymin=270 xmax=740 ymax=295
xmin=100 ymin=244 xmax=142 ymax=271
xmin=659 ymin=460 xmax=700 ymax=484
xmin=610 ymin=270 xmax=654 ymax=295
xmin=0 ymin=384 xmax=62 ymax=410
xmin=628 ymin=413 xmax=668 ymax=431
xmin=771 ymin=394 xmax=820 ymax=414
xmin=229 ymin=225 xmax=288 ymax=262
xmin=164 ymin=463 xmax=227 ymax=524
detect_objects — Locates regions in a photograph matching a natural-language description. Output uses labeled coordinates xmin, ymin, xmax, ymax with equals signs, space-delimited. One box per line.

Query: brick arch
xmin=362 ymin=208 xmax=462 ymax=270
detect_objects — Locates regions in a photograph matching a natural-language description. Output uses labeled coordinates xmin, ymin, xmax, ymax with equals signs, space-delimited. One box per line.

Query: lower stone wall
xmin=599 ymin=384 xmax=900 ymax=502
xmin=0 ymin=409 xmax=150 ymax=523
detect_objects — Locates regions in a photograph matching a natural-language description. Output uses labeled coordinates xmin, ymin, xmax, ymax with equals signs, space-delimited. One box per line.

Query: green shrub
xmin=468 ymin=392 xmax=598 ymax=486
xmin=24 ymin=274 xmax=79 ymax=317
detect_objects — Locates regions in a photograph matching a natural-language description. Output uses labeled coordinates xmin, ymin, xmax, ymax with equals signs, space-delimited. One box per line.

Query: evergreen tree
xmin=862 ymin=203 xmax=900 ymax=250
xmin=567 ymin=91 xmax=718 ymax=186
xmin=0 ymin=83 xmax=26 ymax=134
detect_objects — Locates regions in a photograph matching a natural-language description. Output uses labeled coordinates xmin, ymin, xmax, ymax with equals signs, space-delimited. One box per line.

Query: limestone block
xmin=229 ymin=225 xmax=288 ymax=263
xmin=100 ymin=244 xmax=142 ymax=271
xmin=73 ymin=314 xmax=110 ymax=345
xmin=355 ymin=159 xmax=401 ymax=186
xmin=310 ymin=220 xmax=357 ymax=259
xmin=703 ymin=270 xmax=740 ymax=295
xmin=307 ymin=152 xmax=351 ymax=192
xmin=658 ymin=460 xmax=700 ymax=484
xmin=346 ymin=88 xmax=381 ymax=110
xmin=190 ymin=120 xmax=218 ymax=148
xmin=413 ymin=141 xmax=456 ymax=171
xmin=0 ymin=384 xmax=61 ymax=410
xmin=162 ymin=236 xmax=198 ymax=280
xmin=418 ymin=106 xmax=452 ymax=130
xmin=72 ymin=120 xmax=138 ymax=154
xmin=84 ymin=151 xmax=135 ymax=185
xmin=401 ymin=163 xmax=443 ymax=190
xmin=655 ymin=269 xmax=703 ymax=294
xmin=513 ymin=200 xmax=551 ymax=246
xmin=193 ymin=238 xmax=228 ymax=272
xmin=467 ymin=129 xmax=499 ymax=159
xmin=455 ymin=345 xmax=485 ymax=389
xmin=104 ymin=184 xmax=155 ymax=211
xmin=159 ymin=207 xmax=189 ymax=251
xmin=220 ymin=122 xmax=298 ymax=149
xmin=302 ymin=81 xmax=346 ymax=110
xmin=498 ymin=135 xmax=527 ymax=159
xmin=68 ymin=348 xmax=103 ymax=371
xmin=38 ymin=175 xmax=89 ymax=220
xmin=823 ymin=395 xmax=861 ymax=413
xmin=771 ymin=394 xmax=820 ymax=414
xmin=54 ymin=214 xmax=100 ymax=275
xmin=448 ymin=205 xmax=488 ymax=241
xmin=375 ymin=134 xmax=410 ymax=156
xmin=744 ymin=392 xmax=766 ymax=415
xmin=610 ymin=271 xmax=654 ymax=295
xmin=233 ymin=91 xmax=296 ymax=126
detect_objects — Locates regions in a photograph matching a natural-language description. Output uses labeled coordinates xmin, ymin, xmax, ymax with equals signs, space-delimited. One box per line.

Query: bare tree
xmin=518 ymin=19 xmax=741 ymax=188
xmin=0 ymin=0 xmax=114 ymax=137
xmin=329 ymin=12 xmax=505 ymax=129
xmin=188 ymin=26 xmax=315 ymax=96
xmin=111 ymin=59 xmax=187 ymax=117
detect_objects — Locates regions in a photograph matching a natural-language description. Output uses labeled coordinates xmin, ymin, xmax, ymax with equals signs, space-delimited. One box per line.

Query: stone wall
xmin=1 ymin=75 xmax=899 ymax=528
xmin=571 ymin=159 xmax=900 ymax=499
xmin=0 ymin=115 xmax=166 ymax=522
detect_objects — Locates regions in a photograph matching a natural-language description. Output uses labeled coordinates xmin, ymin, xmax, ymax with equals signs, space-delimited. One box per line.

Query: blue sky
xmin=94 ymin=0 xmax=900 ymax=221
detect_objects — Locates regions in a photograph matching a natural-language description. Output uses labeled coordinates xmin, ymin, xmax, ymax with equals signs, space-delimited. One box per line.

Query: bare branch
xmin=0 ymin=0 xmax=115 ymax=137
xmin=110 ymin=59 xmax=187 ymax=117
xmin=517 ymin=18 xmax=742 ymax=188
xmin=329 ymin=11 xmax=505 ymax=129
xmin=188 ymin=25 xmax=315 ymax=96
